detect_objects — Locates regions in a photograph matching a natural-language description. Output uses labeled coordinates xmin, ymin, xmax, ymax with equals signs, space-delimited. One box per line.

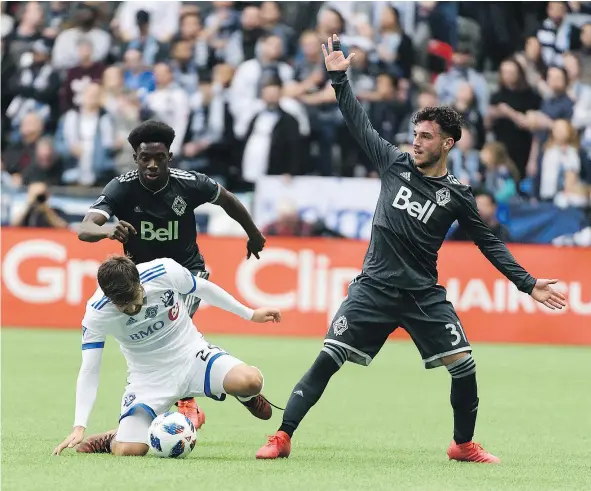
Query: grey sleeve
xmin=457 ymin=191 xmax=537 ymax=294
xmin=329 ymin=71 xmax=402 ymax=176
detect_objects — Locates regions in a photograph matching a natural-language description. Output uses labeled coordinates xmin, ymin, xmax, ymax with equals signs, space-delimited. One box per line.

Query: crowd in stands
xmin=1 ymin=1 xmax=591 ymax=241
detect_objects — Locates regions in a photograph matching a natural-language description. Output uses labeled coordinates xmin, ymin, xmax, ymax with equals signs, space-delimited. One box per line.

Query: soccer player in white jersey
xmin=53 ymin=255 xmax=281 ymax=457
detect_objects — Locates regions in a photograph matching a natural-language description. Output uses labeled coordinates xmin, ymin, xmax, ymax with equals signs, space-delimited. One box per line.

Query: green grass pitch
xmin=2 ymin=328 xmax=589 ymax=491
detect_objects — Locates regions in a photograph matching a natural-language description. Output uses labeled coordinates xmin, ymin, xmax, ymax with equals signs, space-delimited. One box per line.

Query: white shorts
xmin=116 ymin=340 xmax=243 ymax=444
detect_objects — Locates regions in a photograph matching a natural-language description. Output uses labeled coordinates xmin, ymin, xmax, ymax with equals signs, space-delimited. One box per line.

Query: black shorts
xmin=180 ymin=270 xmax=210 ymax=318
xmin=324 ymin=274 xmax=471 ymax=369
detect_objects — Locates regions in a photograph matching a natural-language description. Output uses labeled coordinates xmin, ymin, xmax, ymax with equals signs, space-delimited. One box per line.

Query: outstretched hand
xmin=251 ymin=308 xmax=282 ymax=323
xmin=322 ymin=34 xmax=355 ymax=72
xmin=530 ymin=279 xmax=567 ymax=310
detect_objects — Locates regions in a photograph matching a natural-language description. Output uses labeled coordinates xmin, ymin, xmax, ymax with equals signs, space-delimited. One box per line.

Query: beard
xmin=414 ymin=149 xmax=441 ymax=169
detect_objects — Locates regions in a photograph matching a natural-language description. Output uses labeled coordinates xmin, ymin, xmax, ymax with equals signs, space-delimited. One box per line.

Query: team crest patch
xmin=161 ymin=290 xmax=174 ymax=308
xmin=145 ymin=306 xmax=159 ymax=319
xmin=126 ymin=317 xmax=137 ymax=326
xmin=436 ymin=188 xmax=451 ymax=207
xmin=123 ymin=394 xmax=136 ymax=407
xmin=333 ymin=315 xmax=348 ymax=336
xmin=172 ymin=196 xmax=187 ymax=216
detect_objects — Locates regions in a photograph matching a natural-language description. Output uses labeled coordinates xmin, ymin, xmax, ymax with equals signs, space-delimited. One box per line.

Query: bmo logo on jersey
xmin=129 ymin=320 xmax=165 ymax=341
xmin=392 ymin=186 xmax=437 ymax=224
xmin=141 ymin=221 xmax=179 ymax=241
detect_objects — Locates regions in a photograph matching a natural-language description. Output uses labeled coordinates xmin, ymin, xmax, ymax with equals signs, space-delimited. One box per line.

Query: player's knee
xmin=224 ymin=365 xmax=263 ymax=396
xmin=111 ymin=441 xmax=149 ymax=457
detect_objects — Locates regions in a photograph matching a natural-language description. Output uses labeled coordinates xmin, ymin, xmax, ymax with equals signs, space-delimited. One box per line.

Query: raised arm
xmin=323 ymin=34 xmax=402 ymax=176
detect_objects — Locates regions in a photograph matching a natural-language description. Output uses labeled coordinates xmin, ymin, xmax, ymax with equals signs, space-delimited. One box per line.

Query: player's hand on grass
xmin=107 ymin=220 xmax=137 ymax=244
xmin=322 ymin=34 xmax=355 ymax=72
xmin=251 ymin=308 xmax=281 ymax=323
xmin=246 ymin=233 xmax=266 ymax=260
xmin=53 ymin=426 xmax=85 ymax=455
xmin=530 ymin=279 xmax=567 ymax=310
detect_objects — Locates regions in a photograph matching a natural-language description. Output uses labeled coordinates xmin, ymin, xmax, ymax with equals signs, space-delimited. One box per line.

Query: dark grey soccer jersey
xmin=329 ymin=71 xmax=536 ymax=294
xmin=89 ymin=168 xmax=220 ymax=271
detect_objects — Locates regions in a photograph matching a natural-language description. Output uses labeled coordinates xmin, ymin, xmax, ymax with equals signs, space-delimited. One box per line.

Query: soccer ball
xmin=148 ymin=412 xmax=197 ymax=458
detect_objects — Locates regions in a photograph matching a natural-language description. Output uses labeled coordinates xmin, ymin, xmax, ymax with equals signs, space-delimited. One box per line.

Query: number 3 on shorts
xmin=445 ymin=322 xmax=467 ymax=346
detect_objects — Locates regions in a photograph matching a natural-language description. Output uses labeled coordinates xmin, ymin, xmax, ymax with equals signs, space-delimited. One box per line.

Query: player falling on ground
xmin=256 ymin=35 xmax=567 ymax=464
xmin=77 ymin=120 xmax=267 ymax=429
xmin=53 ymin=255 xmax=281 ymax=457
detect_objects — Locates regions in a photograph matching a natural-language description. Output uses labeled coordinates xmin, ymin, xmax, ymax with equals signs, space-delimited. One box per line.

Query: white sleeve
xmin=73 ymin=347 xmax=103 ymax=428
xmin=164 ymin=258 xmax=254 ymax=320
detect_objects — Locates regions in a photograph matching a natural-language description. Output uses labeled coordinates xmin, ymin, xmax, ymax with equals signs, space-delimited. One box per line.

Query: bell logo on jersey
xmin=392 ymin=186 xmax=437 ymax=224
xmin=140 ymin=221 xmax=179 ymax=241
xmin=128 ymin=320 xmax=165 ymax=341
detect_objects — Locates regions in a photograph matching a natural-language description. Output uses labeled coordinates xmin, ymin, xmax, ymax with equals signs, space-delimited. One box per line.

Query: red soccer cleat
xmin=76 ymin=430 xmax=117 ymax=454
xmin=256 ymin=431 xmax=291 ymax=459
xmin=240 ymin=394 xmax=272 ymax=420
xmin=177 ymin=399 xmax=206 ymax=430
xmin=447 ymin=440 xmax=501 ymax=464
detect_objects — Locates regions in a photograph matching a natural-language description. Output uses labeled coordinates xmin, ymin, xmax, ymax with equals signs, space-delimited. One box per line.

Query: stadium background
xmin=1 ymin=2 xmax=590 ymax=490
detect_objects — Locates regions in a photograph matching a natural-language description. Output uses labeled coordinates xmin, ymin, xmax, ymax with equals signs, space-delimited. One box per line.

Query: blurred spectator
xmin=375 ymin=5 xmax=414 ymax=80
xmin=224 ymin=6 xmax=265 ymax=67
xmin=203 ymin=1 xmax=240 ymax=57
xmin=100 ymin=66 xmax=124 ymax=115
xmin=536 ymin=1 xmax=572 ymax=67
xmin=176 ymin=11 xmax=216 ymax=82
xmin=539 ymin=119 xmax=588 ymax=207
xmin=122 ymin=49 xmax=156 ymax=100
xmin=263 ymin=199 xmax=343 ymax=237
xmin=574 ymin=23 xmax=591 ymax=84
xmin=1 ymin=2 xmax=14 ymax=39
xmin=260 ymin=1 xmax=297 ymax=58
xmin=452 ymin=82 xmax=485 ymax=149
xmin=11 ymin=181 xmax=68 ymax=229
xmin=6 ymin=39 xmax=60 ymax=138
xmin=370 ymin=73 xmax=410 ymax=148
xmin=229 ymin=33 xmax=294 ymax=134
xmin=1 ymin=39 xmax=17 ymax=151
xmin=448 ymin=126 xmax=483 ymax=187
xmin=21 ymin=137 xmax=63 ymax=186
xmin=5 ymin=2 xmax=44 ymax=64
xmin=145 ymin=63 xmax=189 ymax=155
xmin=515 ymin=36 xmax=548 ymax=90
xmin=115 ymin=1 xmax=180 ymax=43
xmin=238 ymin=76 xmax=302 ymax=185
xmin=122 ymin=9 xmax=167 ymax=67
xmin=110 ymin=91 xmax=145 ymax=175
xmin=434 ymin=43 xmax=489 ymax=117
xmin=170 ymin=40 xmax=200 ymax=94
xmin=488 ymin=58 xmax=542 ymax=177
xmin=52 ymin=4 xmax=111 ymax=70
xmin=315 ymin=7 xmax=346 ymax=40
xmin=56 ymin=83 xmax=115 ymax=186
xmin=43 ymin=2 xmax=69 ymax=41
xmin=563 ymin=51 xmax=591 ymax=101
xmin=450 ymin=189 xmax=511 ymax=242
xmin=480 ymin=142 xmax=520 ymax=204
xmin=3 ymin=113 xmax=45 ymax=181
xmin=61 ymin=39 xmax=106 ymax=113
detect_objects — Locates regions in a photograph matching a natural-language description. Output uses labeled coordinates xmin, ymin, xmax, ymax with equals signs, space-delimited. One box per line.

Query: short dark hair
xmin=473 ymin=188 xmax=496 ymax=205
xmin=97 ymin=255 xmax=140 ymax=305
xmin=128 ymin=120 xmax=175 ymax=152
xmin=411 ymin=106 xmax=463 ymax=142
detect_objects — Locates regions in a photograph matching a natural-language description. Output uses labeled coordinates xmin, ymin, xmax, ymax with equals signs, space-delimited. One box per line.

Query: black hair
xmin=127 ymin=120 xmax=175 ymax=152
xmin=97 ymin=255 xmax=140 ymax=305
xmin=473 ymin=188 xmax=496 ymax=205
xmin=411 ymin=106 xmax=463 ymax=142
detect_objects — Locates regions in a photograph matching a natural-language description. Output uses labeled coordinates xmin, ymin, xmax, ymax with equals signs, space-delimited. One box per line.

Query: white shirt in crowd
xmin=145 ymin=85 xmax=189 ymax=155
xmin=115 ymin=1 xmax=181 ymax=42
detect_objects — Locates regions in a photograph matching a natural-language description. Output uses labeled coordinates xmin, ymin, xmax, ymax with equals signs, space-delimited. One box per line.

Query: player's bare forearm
xmin=215 ymin=187 xmax=262 ymax=239
xmin=78 ymin=213 xmax=110 ymax=242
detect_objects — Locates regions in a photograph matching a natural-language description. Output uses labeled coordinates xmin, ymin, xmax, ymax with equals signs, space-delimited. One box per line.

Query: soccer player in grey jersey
xmin=256 ymin=35 xmax=567 ymax=463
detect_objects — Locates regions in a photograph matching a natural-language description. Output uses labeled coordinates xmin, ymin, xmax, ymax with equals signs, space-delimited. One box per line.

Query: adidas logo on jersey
xmin=392 ymin=186 xmax=437 ymax=224
xmin=134 ymin=206 xmax=142 ymax=213
xmin=293 ymin=390 xmax=304 ymax=397
xmin=126 ymin=317 xmax=137 ymax=326
xmin=400 ymin=172 xmax=411 ymax=181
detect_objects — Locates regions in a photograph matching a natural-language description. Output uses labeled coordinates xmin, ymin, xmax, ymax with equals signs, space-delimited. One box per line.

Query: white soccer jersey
xmin=83 ymin=259 xmax=209 ymax=379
